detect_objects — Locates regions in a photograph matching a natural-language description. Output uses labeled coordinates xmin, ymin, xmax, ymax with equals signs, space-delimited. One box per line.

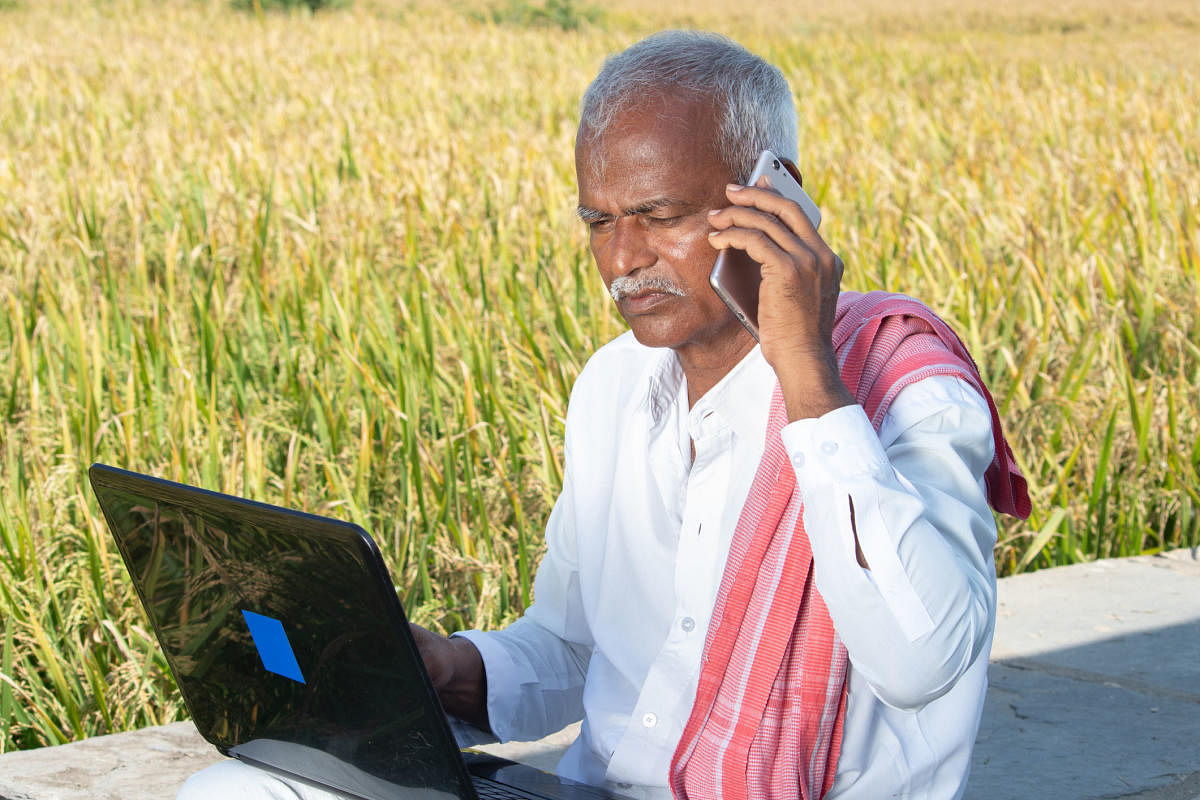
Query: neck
xmin=676 ymin=328 xmax=758 ymax=408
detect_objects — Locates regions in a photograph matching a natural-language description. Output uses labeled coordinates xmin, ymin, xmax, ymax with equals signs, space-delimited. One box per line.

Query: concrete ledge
xmin=968 ymin=547 xmax=1200 ymax=800
xmin=2 ymin=549 xmax=1198 ymax=800
xmin=0 ymin=721 xmax=223 ymax=800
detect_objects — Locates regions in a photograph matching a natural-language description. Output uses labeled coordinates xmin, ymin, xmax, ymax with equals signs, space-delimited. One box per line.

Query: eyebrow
xmin=577 ymin=205 xmax=610 ymax=223
xmin=576 ymin=197 xmax=693 ymax=223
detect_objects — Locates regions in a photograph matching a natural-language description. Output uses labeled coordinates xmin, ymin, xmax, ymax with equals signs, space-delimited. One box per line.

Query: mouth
xmin=618 ymin=290 xmax=678 ymax=314
xmin=608 ymin=276 xmax=686 ymax=312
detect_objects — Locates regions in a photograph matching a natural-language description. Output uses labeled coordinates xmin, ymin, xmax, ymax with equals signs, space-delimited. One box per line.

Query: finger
xmin=710 ymin=224 xmax=843 ymax=322
xmin=709 ymin=225 xmax=812 ymax=274
xmin=708 ymin=204 xmax=808 ymax=256
xmin=724 ymin=183 xmax=824 ymax=250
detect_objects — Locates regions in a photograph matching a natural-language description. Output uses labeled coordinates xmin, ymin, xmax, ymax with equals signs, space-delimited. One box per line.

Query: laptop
xmin=88 ymin=463 xmax=624 ymax=800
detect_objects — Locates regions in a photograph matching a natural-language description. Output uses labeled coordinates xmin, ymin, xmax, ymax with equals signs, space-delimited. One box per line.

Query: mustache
xmin=608 ymin=275 xmax=687 ymax=303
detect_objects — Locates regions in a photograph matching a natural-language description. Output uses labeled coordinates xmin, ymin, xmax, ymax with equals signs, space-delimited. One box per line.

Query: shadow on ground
xmin=969 ymin=618 xmax=1200 ymax=800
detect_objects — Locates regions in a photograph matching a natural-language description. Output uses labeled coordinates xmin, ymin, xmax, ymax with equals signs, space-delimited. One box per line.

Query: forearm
xmin=456 ymin=616 xmax=591 ymax=742
xmin=782 ymin=377 xmax=998 ymax=709
xmin=435 ymin=636 xmax=490 ymax=730
xmin=807 ymin=472 xmax=994 ymax=708
xmin=775 ymin=349 xmax=855 ymax=423
xmin=410 ymin=624 xmax=490 ymax=731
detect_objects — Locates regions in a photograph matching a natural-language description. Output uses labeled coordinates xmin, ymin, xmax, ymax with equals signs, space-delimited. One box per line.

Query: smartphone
xmin=709 ymin=150 xmax=822 ymax=341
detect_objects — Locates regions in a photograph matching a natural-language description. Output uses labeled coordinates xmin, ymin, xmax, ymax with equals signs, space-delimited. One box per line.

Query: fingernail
xmin=708 ymin=230 xmax=719 ymax=237
xmin=707 ymin=208 xmax=720 ymax=216
xmin=726 ymin=183 xmax=744 ymax=192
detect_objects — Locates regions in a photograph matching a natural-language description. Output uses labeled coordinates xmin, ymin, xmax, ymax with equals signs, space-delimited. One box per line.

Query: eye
xmin=586 ymin=218 xmax=615 ymax=233
xmin=646 ymin=214 xmax=683 ymax=227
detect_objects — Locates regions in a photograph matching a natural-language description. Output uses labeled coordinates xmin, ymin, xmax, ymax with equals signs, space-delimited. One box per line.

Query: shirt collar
xmin=643 ymin=345 xmax=777 ymax=449
xmin=645 ymin=349 xmax=686 ymax=433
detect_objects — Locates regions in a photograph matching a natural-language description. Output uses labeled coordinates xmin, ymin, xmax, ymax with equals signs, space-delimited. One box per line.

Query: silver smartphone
xmin=708 ymin=150 xmax=821 ymax=340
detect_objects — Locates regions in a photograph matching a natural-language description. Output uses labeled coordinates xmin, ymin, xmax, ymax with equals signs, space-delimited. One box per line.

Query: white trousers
xmin=179 ymin=720 xmax=501 ymax=799
xmin=178 ymin=760 xmax=355 ymax=800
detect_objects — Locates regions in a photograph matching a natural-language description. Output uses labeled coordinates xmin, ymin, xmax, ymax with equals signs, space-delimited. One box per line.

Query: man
xmin=181 ymin=30 xmax=1027 ymax=800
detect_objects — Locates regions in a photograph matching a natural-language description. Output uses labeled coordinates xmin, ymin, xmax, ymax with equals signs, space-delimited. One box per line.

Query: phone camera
xmin=772 ymin=159 xmax=780 ymax=170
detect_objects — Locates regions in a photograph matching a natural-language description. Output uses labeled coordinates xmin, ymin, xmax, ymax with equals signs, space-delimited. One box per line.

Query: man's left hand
xmin=707 ymin=180 xmax=854 ymax=421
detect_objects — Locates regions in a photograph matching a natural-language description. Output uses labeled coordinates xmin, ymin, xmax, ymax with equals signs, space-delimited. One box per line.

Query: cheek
xmin=656 ymin=225 xmax=717 ymax=283
xmin=588 ymin=235 xmax=614 ymax=283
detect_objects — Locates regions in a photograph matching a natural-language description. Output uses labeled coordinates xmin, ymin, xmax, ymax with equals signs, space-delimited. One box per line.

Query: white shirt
xmin=459 ymin=330 xmax=999 ymax=800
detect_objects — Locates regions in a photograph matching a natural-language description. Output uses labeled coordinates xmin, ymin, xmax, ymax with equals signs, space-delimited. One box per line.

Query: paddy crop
xmin=1 ymin=0 xmax=1197 ymax=751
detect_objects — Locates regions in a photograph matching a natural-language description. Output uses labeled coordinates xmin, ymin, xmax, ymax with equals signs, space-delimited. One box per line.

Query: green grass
xmin=0 ymin=0 xmax=1198 ymax=752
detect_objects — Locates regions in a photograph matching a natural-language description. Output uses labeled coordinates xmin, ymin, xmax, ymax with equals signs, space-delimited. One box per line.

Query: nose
xmin=608 ymin=217 xmax=656 ymax=278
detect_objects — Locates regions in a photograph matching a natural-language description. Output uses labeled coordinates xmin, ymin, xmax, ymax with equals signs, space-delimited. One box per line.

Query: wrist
xmin=775 ymin=351 xmax=853 ymax=422
xmin=441 ymin=636 xmax=491 ymax=731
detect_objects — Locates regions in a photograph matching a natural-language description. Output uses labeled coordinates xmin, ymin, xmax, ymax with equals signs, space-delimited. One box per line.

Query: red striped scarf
xmin=668 ymin=291 xmax=1030 ymax=799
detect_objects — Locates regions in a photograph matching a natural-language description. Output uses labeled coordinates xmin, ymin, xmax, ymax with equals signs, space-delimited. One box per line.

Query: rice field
xmin=1 ymin=0 xmax=1197 ymax=752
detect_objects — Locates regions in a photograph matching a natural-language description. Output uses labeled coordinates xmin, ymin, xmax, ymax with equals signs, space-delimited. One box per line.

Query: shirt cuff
xmin=779 ymin=403 xmax=889 ymax=481
xmin=780 ymin=404 xmax=936 ymax=642
xmin=452 ymin=629 xmax=527 ymax=744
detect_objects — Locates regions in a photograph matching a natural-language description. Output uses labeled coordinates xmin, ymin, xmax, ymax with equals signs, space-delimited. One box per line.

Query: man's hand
xmin=707 ymin=180 xmax=854 ymax=421
xmin=409 ymin=623 xmax=491 ymax=732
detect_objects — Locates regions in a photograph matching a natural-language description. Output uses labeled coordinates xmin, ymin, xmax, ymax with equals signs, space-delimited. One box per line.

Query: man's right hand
xmin=708 ymin=181 xmax=854 ymax=423
xmin=409 ymin=623 xmax=491 ymax=732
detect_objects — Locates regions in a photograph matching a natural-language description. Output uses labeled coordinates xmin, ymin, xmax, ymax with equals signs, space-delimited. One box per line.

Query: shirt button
xmin=642 ymin=712 xmax=658 ymax=728
xmin=680 ymin=616 xmax=695 ymax=633
xmin=793 ymin=452 xmax=805 ymax=468
xmin=820 ymin=440 xmax=839 ymax=455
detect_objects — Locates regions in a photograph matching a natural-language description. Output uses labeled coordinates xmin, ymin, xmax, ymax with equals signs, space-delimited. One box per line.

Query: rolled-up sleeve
xmin=780 ymin=374 xmax=998 ymax=711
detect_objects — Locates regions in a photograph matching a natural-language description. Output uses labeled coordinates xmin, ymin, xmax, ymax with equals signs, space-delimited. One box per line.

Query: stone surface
xmin=0 ymin=721 xmax=581 ymax=800
xmin=970 ymin=663 xmax=1200 ymax=800
xmin=2 ymin=549 xmax=1198 ymax=799
xmin=473 ymin=723 xmax=581 ymax=774
xmin=967 ymin=548 xmax=1200 ymax=800
xmin=0 ymin=722 xmax=222 ymax=800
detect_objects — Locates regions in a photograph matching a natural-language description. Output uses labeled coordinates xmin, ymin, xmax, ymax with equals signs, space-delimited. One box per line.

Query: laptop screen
xmin=91 ymin=465 xmax=475 ymax=799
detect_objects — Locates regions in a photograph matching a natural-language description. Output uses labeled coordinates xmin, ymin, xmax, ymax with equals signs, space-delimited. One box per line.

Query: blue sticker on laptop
xmin=241 ymin=610 xmax=307 ymax=684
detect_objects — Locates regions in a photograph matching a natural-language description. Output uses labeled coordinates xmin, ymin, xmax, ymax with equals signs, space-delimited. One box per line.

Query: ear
xmin=779 ymin=157 xmax=804 ymax=188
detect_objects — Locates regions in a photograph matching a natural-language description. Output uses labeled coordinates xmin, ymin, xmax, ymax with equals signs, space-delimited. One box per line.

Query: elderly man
xmin=180 ymin=30 xmax=1027 ymax=800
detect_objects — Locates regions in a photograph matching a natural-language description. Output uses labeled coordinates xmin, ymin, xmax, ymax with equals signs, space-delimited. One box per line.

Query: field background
xmin=1 ymin=0 xmax=1198 ymax=752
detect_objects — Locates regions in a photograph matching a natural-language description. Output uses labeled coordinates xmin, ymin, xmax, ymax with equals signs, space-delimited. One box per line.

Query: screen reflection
xmin=91 ymin=470 xmax=472 ymax=798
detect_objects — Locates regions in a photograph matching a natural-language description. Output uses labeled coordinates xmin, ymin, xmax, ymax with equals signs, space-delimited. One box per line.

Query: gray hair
xmin=578 ymin=30 xmax=798 ymax=183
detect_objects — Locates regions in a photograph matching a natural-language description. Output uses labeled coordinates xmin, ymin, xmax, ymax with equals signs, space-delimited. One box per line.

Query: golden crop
xmin=1 ymin=0 xmax=1197 ymax=751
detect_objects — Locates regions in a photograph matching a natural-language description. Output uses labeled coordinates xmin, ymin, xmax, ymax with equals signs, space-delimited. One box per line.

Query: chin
xmin=625 ymin=325 xmax=681 ymax=351
xmin=623 ymin=314 xmax=747 ymax=355
xmin=619 ymin=310 xmax=689 ymax=348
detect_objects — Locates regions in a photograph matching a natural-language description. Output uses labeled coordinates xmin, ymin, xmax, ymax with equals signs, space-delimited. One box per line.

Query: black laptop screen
xmin=91 ymin=466 xmax=475 ymax=799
